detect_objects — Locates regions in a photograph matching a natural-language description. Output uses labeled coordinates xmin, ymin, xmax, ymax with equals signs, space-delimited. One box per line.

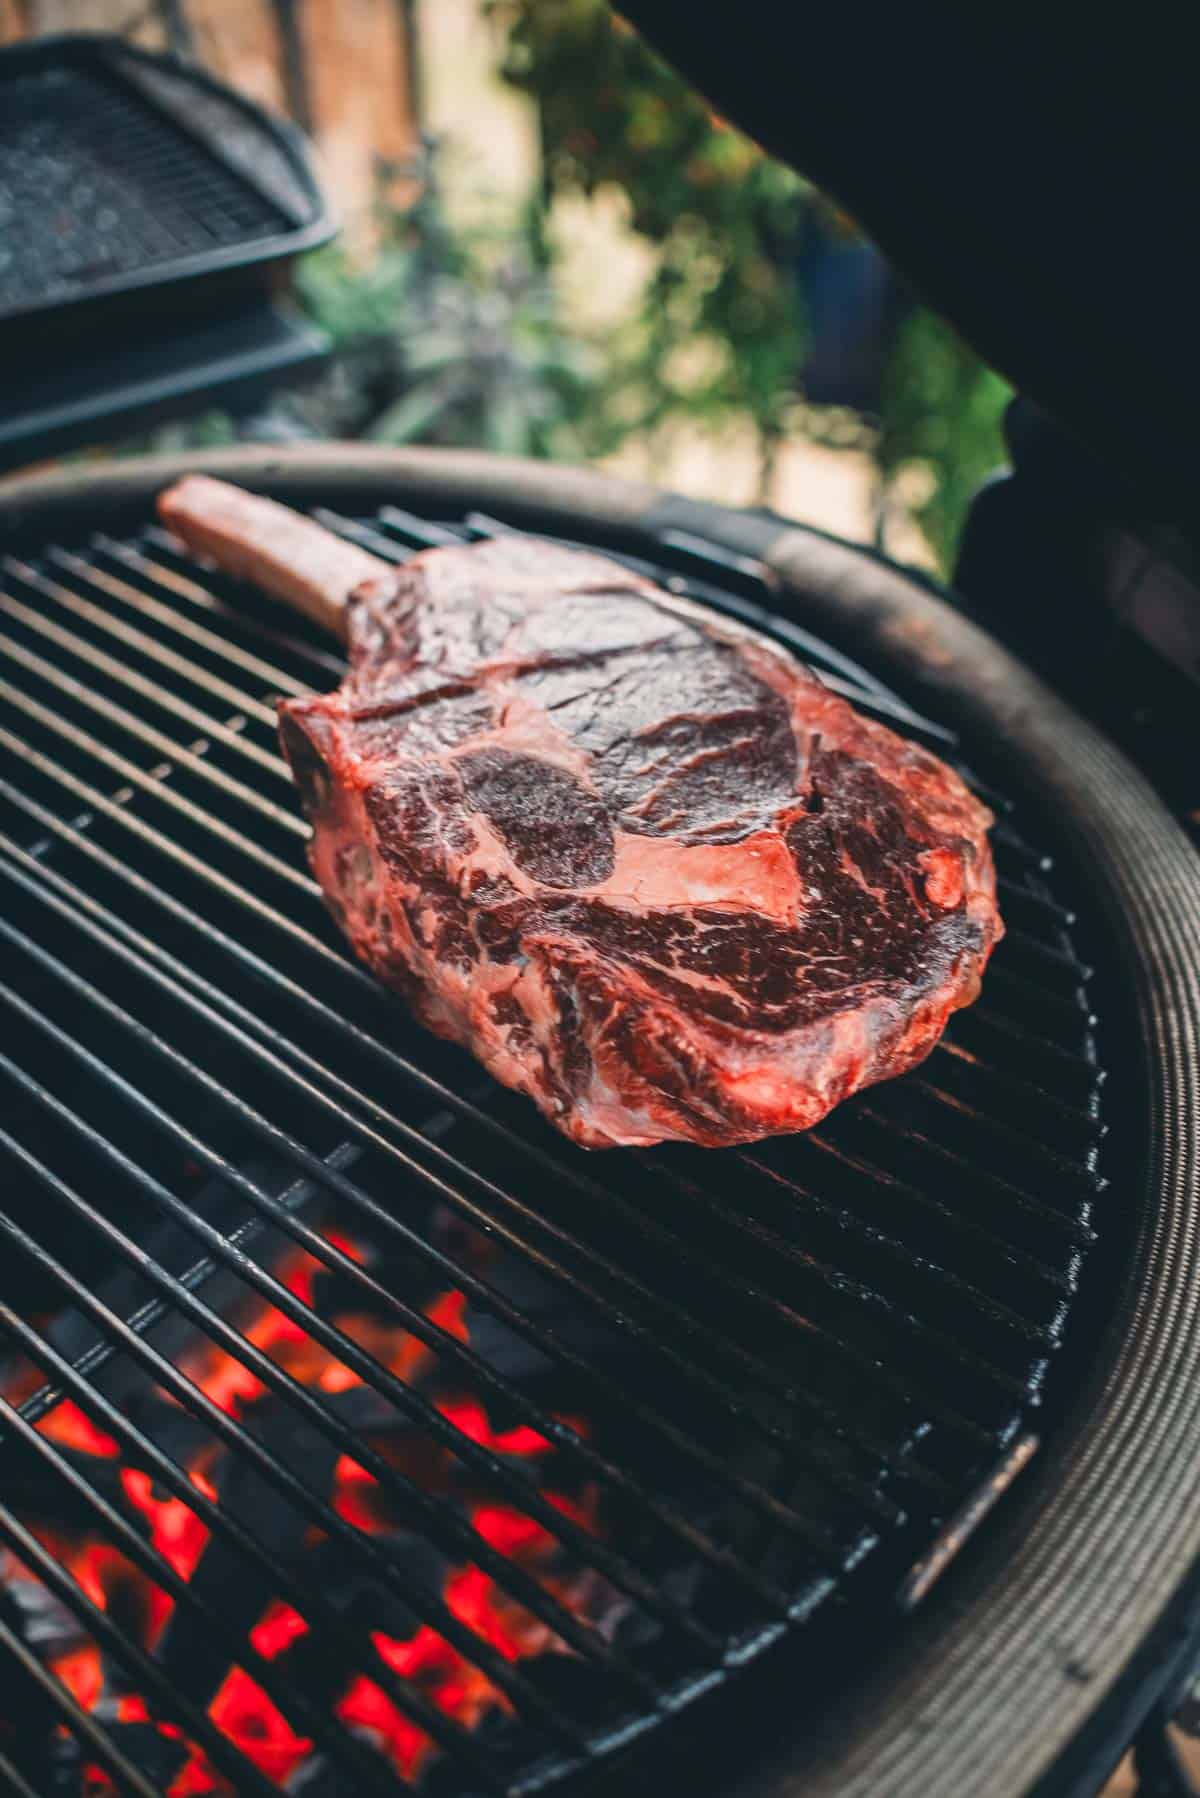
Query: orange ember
xmin=332 ymin=1453 xmax=392 ymax=1534
xmin=51 ymin=1643 xmax=103 ymax=1710
xmin=249 ymin=1600 xmax=309 ymax=1661
xmin=2 ymin=1222 xmax=605 ymax=1793
xmin=120 ymin=1469 xmax=211 ymax=1585
xmin=336 ymin=1671 xmax=434 ymax=1784
xmin=335 ymin=1619 xmax=514 ymax=1783
xmin=437 ymin=1394 xmax=551 ymax=1457
xmin=322 ymin=1227 xmax=367 ymax=1264
xmin=427 ymin=1288 xmax=470 ymax=1342
xmin=38 ymin=1401 xmax=120 ymax=1459
xmin=207 ymin=1667 xmax=313 ymax=1785
xmin=473 ymin=1502 xmax=553 ymax=1557
xmin=174 ymin=1241 xmax=470 ymax=1416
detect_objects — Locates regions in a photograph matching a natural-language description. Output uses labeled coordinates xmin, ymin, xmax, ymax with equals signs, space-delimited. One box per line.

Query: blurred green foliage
xmin=129 ymin=2 xmax=1011 ymax=572
xmin=126 ymin=179 xmax=601 ymax=464
xmin=489 ymin=0 xmax=809 ymax=494
xmin=877 ymin=310 xmax=1012 ymax=569
xmin=293 ymin=187 xmax=600 ymax=459
xmin=489 ymin=0 xmax=1011 ymax=567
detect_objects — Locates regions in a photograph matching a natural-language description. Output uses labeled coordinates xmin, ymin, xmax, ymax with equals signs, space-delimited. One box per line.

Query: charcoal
xmin=420 ymin=1691 xmax=582 ymax=1797
xmin=39 ymin=1155 xmax=305 ymax=1387
xmin=319 ymin=1383 xmax=417 ymax=1437
xmin=33 ymin=1728 xmax=86 ymax=1798
xmin=2 ymin=1575 xmax=89 ymax=1661
xmin=269 ymin=1627 xmax=360 ymax=1719
xmin=0 ymin=1584 xmax=61 ymax=1737
xmin=156 ymin=1399 xmax=337 ymax=1707
xmin=121 ymin=1400 xmax=218 ymax=1473
xmin=499 ymin=1647 xmax=630 ymax=1734
xmin=288 ymin=1747 xmax=393 ymax=1797
xmin=310 ymin=1541 xmax=452 ymax=1642
xmin=312 ymin=1244 xmax=446 ymax=1320
xmin=110 ymin=1718 xmax=190 ymax=1788
xmin=0 ymin=1434 xmax=128 ymax=1535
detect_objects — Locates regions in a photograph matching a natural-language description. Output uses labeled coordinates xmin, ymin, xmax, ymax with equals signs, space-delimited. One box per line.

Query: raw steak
xmin=159 ymin=477 xmax=1002 ymax=1149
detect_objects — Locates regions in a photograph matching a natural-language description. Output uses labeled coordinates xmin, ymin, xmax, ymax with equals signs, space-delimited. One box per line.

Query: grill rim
xmin=1 ymin=444 xmax=1196 ymax=1798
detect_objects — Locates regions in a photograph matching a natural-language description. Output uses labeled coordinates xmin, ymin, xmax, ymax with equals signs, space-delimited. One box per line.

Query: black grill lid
xmin=616 ymin=4 xmax=1197 ymax=522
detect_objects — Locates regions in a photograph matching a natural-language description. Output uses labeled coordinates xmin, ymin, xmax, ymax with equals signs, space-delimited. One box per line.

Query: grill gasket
xmin=0 ymin=453 xmax=1151 ymax=1798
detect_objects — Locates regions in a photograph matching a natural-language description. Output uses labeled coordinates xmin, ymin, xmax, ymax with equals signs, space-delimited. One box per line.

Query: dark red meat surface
xmin=274 ymin=534 xmax=1001 ymax=1148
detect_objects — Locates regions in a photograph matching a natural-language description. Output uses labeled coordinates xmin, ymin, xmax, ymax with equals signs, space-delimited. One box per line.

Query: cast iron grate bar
xmin=0 ymin=1611 xmax=162 ymax=1798
xmin=0 ymin=810 xmax=949 ymax=1552
xmin=2 ymin=1153 xmax=602 ymax=1769
xmin=6 ymin=1141 xmax=358 ymax=1436
xmin=0 ymin=1374 xmax=416 ymax=1798
xmin=0 ymin=1151 xmax=594 ymax=1774
xmin=0 ymin=589 xmax=287 ymax=779
xmin=0 ymin=1263 xmax=505 ymax=1763
xmin=0 ymin=499 xmax=1107 ymax=1798
xmin=0 ymin=826 xmax=888 ymax=1544
xmin=0 ymin=884 xmax=874 ymax=1558
xmin=0 ymin=733 xmax=1012 ymax=1465
xmin=1 ymin=558 xmax=281 ymax=727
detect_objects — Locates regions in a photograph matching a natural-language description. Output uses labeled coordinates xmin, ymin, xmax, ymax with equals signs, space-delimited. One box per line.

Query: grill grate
xmin=0 ymin=62 xmax=288 ymax=318
xmin=0 ymin=501 xmax=1107 ymax=1797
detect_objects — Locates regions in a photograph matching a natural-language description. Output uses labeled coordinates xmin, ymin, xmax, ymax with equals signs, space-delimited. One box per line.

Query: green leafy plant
xmin=124 ymin=173 xmax=601 ymax=461
xmin=490 ymin=0 xmax=1009 ymax=566
xmin=875 ymin=310 xmax=1011 ymax=568
xmin=489 ymin=0 xmax=808 ymax=493
xmin=388 ymin=229 xmax=594 ymax=454
xmin=123 ymin=3 xmax=1010 ymax=571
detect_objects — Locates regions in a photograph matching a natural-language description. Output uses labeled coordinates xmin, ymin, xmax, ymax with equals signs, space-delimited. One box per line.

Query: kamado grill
xmin=3 ymin=15 xmax=1200 ymax=1798
xmin=0 ymin=442 xmax=1196 ymax=1798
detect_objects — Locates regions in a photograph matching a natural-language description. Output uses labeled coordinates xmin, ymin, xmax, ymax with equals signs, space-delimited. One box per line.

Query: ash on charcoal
xmin=287 ymin=1747 xmax=395 ymax=1798
xmin=0 ymin=1586 xmax=96 ymax=1798
xmin=2 ymin=1572 xmax=91 ymax=1661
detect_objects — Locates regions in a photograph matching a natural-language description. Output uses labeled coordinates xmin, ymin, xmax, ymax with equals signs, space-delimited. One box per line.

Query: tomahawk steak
xmin=158 ymin=476 xmax=1001 ymax=1149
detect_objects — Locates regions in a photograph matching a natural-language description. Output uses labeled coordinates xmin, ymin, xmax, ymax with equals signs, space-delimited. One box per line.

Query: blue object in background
xmin=795 ymin=215 xmax=904 ymax=415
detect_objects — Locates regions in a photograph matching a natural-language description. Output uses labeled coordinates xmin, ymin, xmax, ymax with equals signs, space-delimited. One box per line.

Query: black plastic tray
xmin=0 ymin=34 xmax=336 ymax=472
xmin=0 ymin=33 xmax=334 ymax=329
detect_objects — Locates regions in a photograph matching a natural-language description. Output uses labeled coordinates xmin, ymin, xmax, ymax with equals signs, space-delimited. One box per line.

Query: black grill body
xmin=0 ymin=448 xmax=1197 ymax=1798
